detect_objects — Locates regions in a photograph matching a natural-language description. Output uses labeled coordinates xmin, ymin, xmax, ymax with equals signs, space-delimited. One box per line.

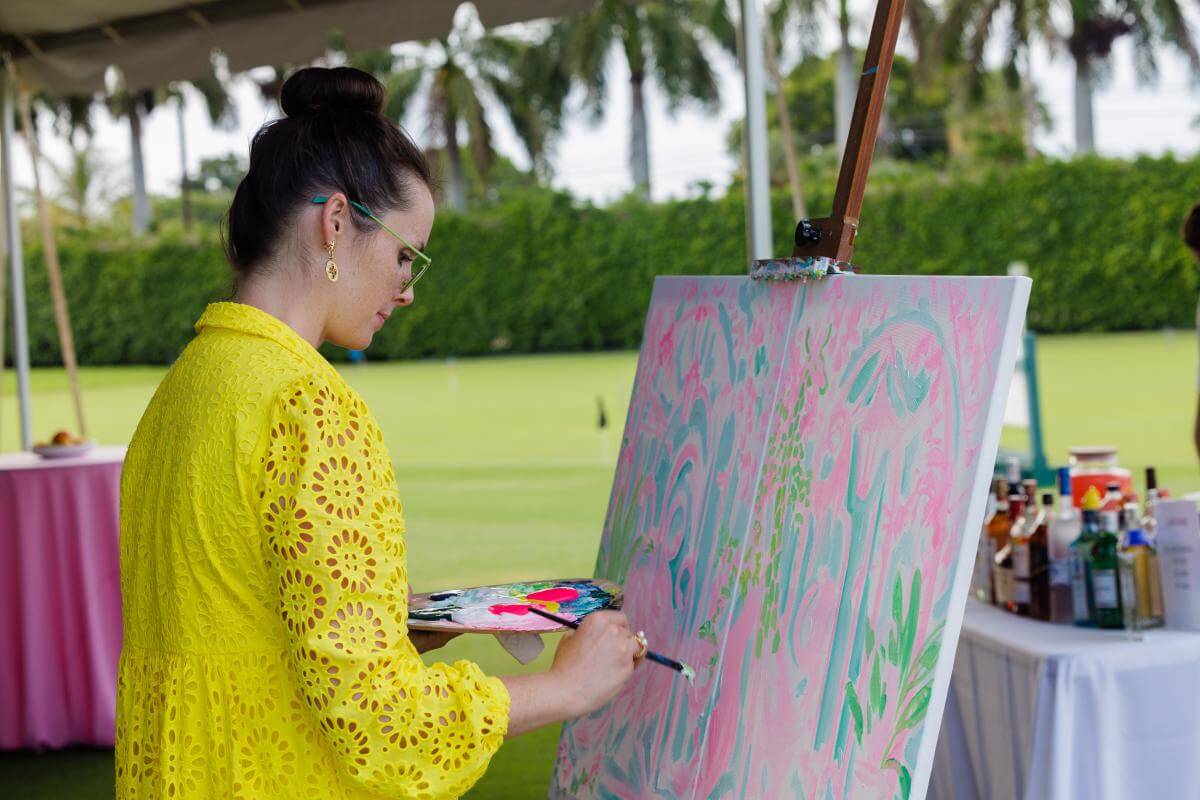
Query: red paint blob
xmin=488 ymin=604 xmax=532 ymax=616
xmin=526 ymin=587 xmax=579 ymax=603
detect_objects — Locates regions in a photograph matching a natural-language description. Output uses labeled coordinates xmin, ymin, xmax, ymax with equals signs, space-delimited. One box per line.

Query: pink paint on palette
xmin=551 ymin=275 xmax=1029 ymax=800
xmin=408 ymin=579 xmax=621 ymax=633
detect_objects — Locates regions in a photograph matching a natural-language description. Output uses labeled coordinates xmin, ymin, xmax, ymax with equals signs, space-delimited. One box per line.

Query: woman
xmin=115 ymin=66 xmax=639 ymax=799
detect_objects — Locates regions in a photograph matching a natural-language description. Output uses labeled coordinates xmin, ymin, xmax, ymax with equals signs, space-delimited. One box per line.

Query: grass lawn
xmin=3 ymin=329 xmax=1199 ymax=797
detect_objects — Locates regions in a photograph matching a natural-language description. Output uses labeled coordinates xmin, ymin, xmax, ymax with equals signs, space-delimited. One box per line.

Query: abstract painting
xmin=408 ymin=578 xmax=621 ymax=632
xmin=551 ymin=275 xmax=1029 ymax=799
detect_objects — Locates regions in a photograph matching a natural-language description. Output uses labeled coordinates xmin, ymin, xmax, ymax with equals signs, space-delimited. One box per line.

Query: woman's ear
xmin=320 ymin=192 xmax=351 ymax=246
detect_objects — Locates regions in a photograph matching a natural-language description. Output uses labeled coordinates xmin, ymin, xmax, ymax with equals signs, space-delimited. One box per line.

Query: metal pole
xmin=1 ymin=72 xmax=33 ymax=450
xmin=739 ymin=0 xmax=773 ymax=261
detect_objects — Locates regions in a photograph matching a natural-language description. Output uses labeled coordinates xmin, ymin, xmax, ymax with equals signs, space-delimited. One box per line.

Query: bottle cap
xmin=1125 ymin=528 xmax=1152 ymax=548
xmin=1081 ymin=485 xmax=1103 ymax=511
xmin=1057 ymin=466 xmax=1071 ymax=496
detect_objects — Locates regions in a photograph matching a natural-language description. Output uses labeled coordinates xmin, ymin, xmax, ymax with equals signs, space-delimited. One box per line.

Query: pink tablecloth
xmin=0 ymin=446 xmax=125 ymax=749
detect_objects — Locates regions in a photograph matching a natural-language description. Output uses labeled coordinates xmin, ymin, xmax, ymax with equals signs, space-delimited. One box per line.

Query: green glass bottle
xmin=1091 ymin=505 xmax=1125 ymax=629
xmin=1070 ymin=486 xmax=1103 ymax=627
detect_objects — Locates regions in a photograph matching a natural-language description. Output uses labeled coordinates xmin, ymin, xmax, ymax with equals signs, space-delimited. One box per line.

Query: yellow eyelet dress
xmin=115 ymin=302 xmax=510 ymax=799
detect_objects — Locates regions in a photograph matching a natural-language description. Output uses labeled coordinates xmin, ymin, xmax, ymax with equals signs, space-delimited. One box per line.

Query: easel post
xmin=791 ymin=0 xmax=908 ymax=265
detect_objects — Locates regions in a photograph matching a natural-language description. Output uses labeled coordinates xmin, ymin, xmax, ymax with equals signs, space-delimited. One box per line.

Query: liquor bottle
xmin=1026 ymin=492 xmax=1053 ymax=620
xmin=986 ymin=480 xmax=1012 ymax=605
xmin=1141 ymin=466 xmax=1159 ymax=542
xmin=1049 ymin=468 xmax=1081 ymax=623
xmin=972 ymin=483 xmax=999 ymax=603
xmin=1070 ymin=486 xmax=1103 ymax=627
xmin=1120 ymin=524 xmax=1166 ymax=630
xmin=996 ymin=493 xmax=1024 ymax=613
xmin=1011 ymin=493 xmax=1035 ymax=616
xmin=1006 ymin=457 xmax=1022 ymax=489
xmin=1102 ymin=481 xmax=1123 ymax=513
xmin=1091 ymin=500 xmax=1125 ymax=629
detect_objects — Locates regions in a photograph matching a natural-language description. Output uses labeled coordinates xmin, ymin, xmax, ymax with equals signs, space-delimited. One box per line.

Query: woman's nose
xmin=396 ymin=287 xmax=415 ymax=307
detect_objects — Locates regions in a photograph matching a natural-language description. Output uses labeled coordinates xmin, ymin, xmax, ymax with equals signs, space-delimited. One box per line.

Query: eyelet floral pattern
xmin=116 ymin=302 xmax=510 ymax=800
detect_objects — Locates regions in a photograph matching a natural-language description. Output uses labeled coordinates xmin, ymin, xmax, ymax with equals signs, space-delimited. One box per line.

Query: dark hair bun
xmin=280 ymin=66 xmax=384 ymax=118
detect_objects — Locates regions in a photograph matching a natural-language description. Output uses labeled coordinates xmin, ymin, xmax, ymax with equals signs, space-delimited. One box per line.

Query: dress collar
xmin=195 ymin=302 xmax=330 ymax=372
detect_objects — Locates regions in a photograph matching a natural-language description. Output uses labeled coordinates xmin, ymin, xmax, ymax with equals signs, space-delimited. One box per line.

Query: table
xmin=0 ymin=446 xmax=125 ymax=749
xmin=930 ymin=601 xmax=1200 ymax=800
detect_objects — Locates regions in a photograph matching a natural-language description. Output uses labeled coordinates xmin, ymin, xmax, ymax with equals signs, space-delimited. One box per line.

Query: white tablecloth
xmin=929 ymin=601 xmax=1200 ymax=800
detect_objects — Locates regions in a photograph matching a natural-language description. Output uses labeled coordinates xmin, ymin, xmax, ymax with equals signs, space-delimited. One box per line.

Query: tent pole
xmin=14 ymin=81 xmax=87 ymax=438
xmin=739 ymin=0 xmax=773 ymax=261
xmin=1 ymin=71 xmax=33 ymax=450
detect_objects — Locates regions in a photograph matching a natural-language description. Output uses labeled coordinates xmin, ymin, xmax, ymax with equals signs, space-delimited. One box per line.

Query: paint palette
xmin=407 ymin=578 xmax=623 ymax=633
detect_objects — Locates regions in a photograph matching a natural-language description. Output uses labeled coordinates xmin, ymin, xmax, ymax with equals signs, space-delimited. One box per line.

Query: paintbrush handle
xmin=526 ymin=606 xmax=687 ymax=677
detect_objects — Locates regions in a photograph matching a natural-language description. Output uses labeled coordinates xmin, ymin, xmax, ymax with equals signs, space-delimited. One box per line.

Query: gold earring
xmin=325 ymin=241 xmax=338 ymax=282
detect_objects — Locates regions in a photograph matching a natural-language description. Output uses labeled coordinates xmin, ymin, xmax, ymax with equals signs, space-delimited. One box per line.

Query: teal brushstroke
xmin=847 ymin=351 xmax=882 ymax=404
xmin=719 ymin=303 xmax=736 ymax=385
xmin=814 ymin=432 xmax=889 ymax=751
xmin=894 ymin=352 xmax=932 ymax=413
xmin=837 ymin=307 xmax=962 ymax=449
xmin=788 ymin=517 xmax=817 ymax=666
xmin=834 ymin=478 xmax=888 ymax=762
xmin=820 ymin=453 xmax=835 ymax=480
xmin=900 ymin=437 xmax=919 ymax=496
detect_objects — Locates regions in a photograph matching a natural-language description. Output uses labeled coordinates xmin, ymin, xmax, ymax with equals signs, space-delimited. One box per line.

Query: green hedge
xmin=12 ymin=155 xmax=1200 ymax=366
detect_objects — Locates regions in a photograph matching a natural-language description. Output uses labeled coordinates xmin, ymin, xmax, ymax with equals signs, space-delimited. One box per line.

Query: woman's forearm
xmin=499 ymin=673 xmax=579 ymax=738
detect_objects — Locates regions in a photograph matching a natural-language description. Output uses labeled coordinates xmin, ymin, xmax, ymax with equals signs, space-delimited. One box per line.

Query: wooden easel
xmin=755 ymin=0 xmax=907 ymax=275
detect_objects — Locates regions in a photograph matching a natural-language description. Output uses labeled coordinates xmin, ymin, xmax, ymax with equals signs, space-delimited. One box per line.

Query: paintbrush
xmin=525 ymin=605 xmax=695 ymax=684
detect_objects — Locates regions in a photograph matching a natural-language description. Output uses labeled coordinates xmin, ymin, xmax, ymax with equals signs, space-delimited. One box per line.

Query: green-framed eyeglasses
xmin=312 ymin=195 xmax=431 ymax=292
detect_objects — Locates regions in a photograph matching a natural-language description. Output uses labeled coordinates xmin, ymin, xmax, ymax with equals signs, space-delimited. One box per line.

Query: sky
xmin=7 ymin=1 xmax=1200 ymax=208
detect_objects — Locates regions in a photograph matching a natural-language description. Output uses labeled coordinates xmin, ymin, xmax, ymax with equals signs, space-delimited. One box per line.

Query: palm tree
xmin=943 ymin=0 xmax=1199 ymax=154
xmin=332 ymin=10 xmax=570 ymax=211
xmin=555 ymin=0 xmax=722 ymax=199
xmin=106 ymin=88 xmax=156 ymax=235
xmin=771 ymin=0 xmax=936 ymax=153
xmin=46 ymin=140 xmax=117 ymax=227
xmin=165 ymin=65 xmax=238 ymax=229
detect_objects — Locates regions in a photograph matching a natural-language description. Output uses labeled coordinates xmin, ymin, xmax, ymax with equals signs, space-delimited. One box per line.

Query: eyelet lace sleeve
xmin=258 ymin=375 xmax=511 ymax=799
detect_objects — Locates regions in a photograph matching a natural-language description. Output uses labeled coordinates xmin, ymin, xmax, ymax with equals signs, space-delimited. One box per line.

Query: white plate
xmin=32 ymin=441 xmax=95 ymax=459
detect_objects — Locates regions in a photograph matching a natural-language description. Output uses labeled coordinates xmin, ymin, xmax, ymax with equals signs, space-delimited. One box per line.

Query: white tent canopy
xmin=0 ymin=0 xmax=592 ymax=93
xmin=0 ymin=0 xmax=772 ymax=450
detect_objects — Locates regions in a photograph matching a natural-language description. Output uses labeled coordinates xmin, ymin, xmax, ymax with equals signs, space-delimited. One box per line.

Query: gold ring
xmin=633 ymin=631 xmax=648 ymax=660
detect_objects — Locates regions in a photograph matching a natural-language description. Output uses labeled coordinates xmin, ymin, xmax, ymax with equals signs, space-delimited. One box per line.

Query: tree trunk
xmin=629 ymin=70 xmax=651 ymax=199
xmin=177 ymin=96 xmax=192 ymax=230
xmin=1072 ymin=52 xmax=1095 ymax=154
xmin=444 ymin=112 xmax=468 ymax=212
xmin=129 ymin=103 xmax=151 ymax=235
xmin=1023 ymin=50 xmax=1038 ymax=159
xmin=763 ymin=26 xmax=806 ymax=220
xmin=835 ymin=0 xmax=857 ymax=151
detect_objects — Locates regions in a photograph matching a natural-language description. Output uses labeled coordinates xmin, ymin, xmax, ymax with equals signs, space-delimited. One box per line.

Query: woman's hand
xmin=498 ymin=610 xmax=640 ymax=739
xmin=548 ymin=610 xmax=640 ymax=717
xmin=408 ymin=629 xmax=461 ymax=654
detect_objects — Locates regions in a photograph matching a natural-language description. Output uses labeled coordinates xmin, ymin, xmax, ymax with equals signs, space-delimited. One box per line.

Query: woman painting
xmin=115 ymin=66 xmax=640 ymax=799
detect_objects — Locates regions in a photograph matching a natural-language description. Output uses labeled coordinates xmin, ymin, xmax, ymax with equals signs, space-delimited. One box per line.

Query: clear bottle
xmin=1011 ymin=493 xmax=1035 ymax=616
xmin=1070 ymin=486 xmax=1103 ymax=627
xmin=1049 ymin=468 xmax=1081 ymax=623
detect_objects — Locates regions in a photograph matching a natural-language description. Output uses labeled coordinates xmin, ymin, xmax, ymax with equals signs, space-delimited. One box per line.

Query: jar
xmin=1068 ymin=446 xmax=1133 ymax=507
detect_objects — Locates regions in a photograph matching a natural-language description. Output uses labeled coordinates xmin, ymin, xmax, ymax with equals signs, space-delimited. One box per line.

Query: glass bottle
xmin=1049 ymin=467 xmax=1081 ymax=623
xmin=1070 ymin=486 xmax=1103 ymax=627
